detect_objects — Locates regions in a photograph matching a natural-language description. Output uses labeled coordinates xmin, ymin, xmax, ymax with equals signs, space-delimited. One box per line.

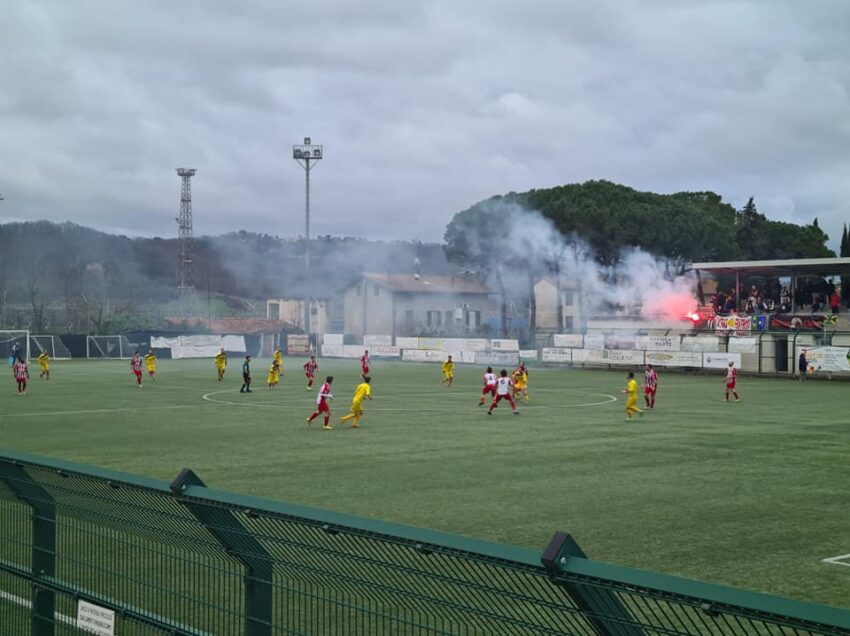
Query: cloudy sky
xmin=2 ymin=1 xmax=850 ymax=247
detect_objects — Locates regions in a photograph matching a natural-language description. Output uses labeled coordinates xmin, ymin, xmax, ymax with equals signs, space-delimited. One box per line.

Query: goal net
xmin=0 ymin=330 xmax=30 ymax=362
xmin=86 ymin=335 xmax=133 ymax=359
xmin=30 ymin=335 xmax=73 ymax=360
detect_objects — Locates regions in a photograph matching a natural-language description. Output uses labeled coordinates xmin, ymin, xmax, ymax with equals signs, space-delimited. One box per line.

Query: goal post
xmin=30 ymin=335 xmax=73 ymax=360
xmin=86 ymin=335 xmax=133 ymax=359
xmin=0 ymin=330 xmax=30 ymax=363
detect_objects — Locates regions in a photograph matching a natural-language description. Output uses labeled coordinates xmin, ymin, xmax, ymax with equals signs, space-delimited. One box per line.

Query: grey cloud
xmin=2 ymin=0 xmax=850 ymax=247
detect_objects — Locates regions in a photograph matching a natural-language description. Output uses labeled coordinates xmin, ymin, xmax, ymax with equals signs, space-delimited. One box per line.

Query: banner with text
xmin=635 ymin=335 xmax=681 ymax=351
xmin=702 ymin=352 xmax=742 ymax=369
xmin=553 ymin=334 xmax=584 ymax=348
xmin=541 ymin=348 xmax=572 ymax=363
xmin=682 ymin=336 xmax=720 ymax=352
xmin=572 ymin=349 xmax=644 ymax=365
xmin=802 ymin=346 xmax=850 ymax=373
xmin=363 ymin=334 xmax=393 ymax=346
xmin=728 ymin=337 xmax=758 ymax=354
xmin=644 ymin=350 xmax=702 ymax=367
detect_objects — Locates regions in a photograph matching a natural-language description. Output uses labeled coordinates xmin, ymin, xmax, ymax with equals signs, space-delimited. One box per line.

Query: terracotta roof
xmin=363 ymin=273 xmax=490 ymax=294
xmin=165 ymin=317 xmax=295 ymax=334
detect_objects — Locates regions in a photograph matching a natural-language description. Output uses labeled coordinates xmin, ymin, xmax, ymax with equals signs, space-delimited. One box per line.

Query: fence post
xmin=541 ymin=531 xmax=644 ymax=636
xmin=170 ymin=468 xmax=273 ymax=636
xmin=0 ymin=461 xmax=56 ymax=636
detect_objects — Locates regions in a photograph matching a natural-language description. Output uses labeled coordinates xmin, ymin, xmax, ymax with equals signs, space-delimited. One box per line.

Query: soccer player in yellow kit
xmin=267 ymin=360 xmax=280 ymax=388
xmin=622 ymin=371 xmax=643 ymax=422
xmin=215 ymin=348 xmax=227 ymax=381
xmin=441 ymin=355 xmax=454 ymax=387
xmin=37 ymin=350 xmax=50 ymax=380
xmin=340 ymin=376 xmax=372 ymax=428
xmin=273 ymin=346 xmax=283 ymax=372
xmin=144 ymin=350 xmax=157 ymax=381
xmin=512 ymin=363 xmax=529 ymax=403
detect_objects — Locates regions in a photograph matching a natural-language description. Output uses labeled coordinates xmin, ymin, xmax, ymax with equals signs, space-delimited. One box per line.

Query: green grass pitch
xmin=1 ymin=357 xmax=848 ymax=609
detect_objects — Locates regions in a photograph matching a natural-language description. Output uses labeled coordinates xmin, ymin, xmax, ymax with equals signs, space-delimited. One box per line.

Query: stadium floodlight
xmin=292 ymin=137 xmax=323 ymax=335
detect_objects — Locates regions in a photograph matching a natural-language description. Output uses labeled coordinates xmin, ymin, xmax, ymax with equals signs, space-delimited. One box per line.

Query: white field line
xmin=202 ymin=389 xmax=617 ymax=411
xmin=822 ymin=553 xmax=850 ymax=567
xmin=0 ymin=589 xmax=77 ymax=626
xmin=0 ymin=404 xmax=203 ymax=419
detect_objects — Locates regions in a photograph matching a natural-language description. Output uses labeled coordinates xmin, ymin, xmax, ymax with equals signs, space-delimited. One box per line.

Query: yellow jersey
xmin=442 ymin=361 xmax=454 ymax=375
xmin=144 ymin=354 xmax=156 ymax=368
xmin=352 ymin=382 xmax=371 ymax=404
xmin=627 ymin=379 xmax=638 ymax=397
xmin=273 ymin=350 xmax=282 ymax=367
xmin=215 ymin=353 xmax=227 ymax=368
xmin=38 ymin=352 xmax=50 ymax=368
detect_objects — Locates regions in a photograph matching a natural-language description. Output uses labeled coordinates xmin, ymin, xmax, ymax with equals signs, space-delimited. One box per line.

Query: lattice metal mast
xmin=176 ymin=168 xmax=196 ymax=294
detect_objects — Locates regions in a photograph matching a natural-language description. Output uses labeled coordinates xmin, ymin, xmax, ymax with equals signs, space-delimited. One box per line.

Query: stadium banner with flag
xmin=541 ymin=348 xmax=571 ymax=363
xmin=728 ymin=337 xmax=758 ymax=354
xmin=702 ymin=352 xmax=742 ymax=369
xmin=803 ymin=346 xmax=850 ymax=373
xmin=645 ymin=351 xmax=702 ymax=367
xmin=635 ymin=335 xmax=680 ymax=351
xmin=553 ymin=334 xmax=583 ymax=348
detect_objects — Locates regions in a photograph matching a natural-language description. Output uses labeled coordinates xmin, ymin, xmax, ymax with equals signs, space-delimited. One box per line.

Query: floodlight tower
xmin=293 ymin=138 xmax=323 ymax=334
xmin=176 ymin=168 xmax=196 ymax=295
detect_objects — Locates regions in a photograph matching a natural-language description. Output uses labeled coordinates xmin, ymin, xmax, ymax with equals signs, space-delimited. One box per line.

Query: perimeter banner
xmin=803 ymin=347 xmax=850 ymax=373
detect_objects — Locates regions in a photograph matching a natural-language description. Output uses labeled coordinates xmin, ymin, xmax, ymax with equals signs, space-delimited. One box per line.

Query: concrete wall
xmin=534 ymin=279 xmax=582 ymax=331
xmin=343 ymin=280 xmax=394 ymax=337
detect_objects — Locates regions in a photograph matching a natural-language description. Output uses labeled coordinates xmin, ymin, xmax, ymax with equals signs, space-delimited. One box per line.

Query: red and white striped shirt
xmin=13 ymin=360 xmax=28 ymax=381
xmin=361 ymin=354 xmax=369 ymax=367
xmin=644 ymin=369 xmax=657 ymax=390
xmin=316 ymin=382 xmax=333 ymax=406
xmin=483 ymin=372 xmax=497 ymax=387
xmin=496 ymin=377 xmax=513 ymax=396
xmin=130 ymin=355 xmax=143 ymax=372
xmin=303 ymin=360 xmax=318 ymax=375
xmin=726 ymin=366 xmax=737 ymax=383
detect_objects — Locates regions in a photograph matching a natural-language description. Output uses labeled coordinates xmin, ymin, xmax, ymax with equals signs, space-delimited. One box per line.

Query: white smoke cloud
xmin=456 ymin=200 xmax=697 ymax=321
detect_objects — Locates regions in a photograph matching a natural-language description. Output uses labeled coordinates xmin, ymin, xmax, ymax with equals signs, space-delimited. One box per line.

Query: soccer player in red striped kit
xmin=360 ymin=350 xmax=370 ymax=379
xmin=478 ymin=366 xmax=497 ymax=406
xmin=644 ymin=364 xmax=658 ymax=409
xmin=724 ymin=361 xmax=741 ymax=402
xmin=487 ymin=369 xmax=519 ymax=416
xmin=130 ymin=351 xmax=143 ymax=388
xmin=303 ymin=356 xmax=319 ymax=391
xmin=307 ymin=376 xmax=334 ymax=430
xmin=13 ymin=356 xmax=29 ymax=395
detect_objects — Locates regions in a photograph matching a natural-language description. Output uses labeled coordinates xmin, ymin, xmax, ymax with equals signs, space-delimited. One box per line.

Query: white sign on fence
xmin=572 ymin=349 xmax=644 ymax=365
xmin=644 ymin=350 xmax=702 ymax=367
xmin=605 ymin=334 xmax=636 ymax=350
xmin=541 ymin=348 xmax=572 ymax=363
xmin=728 ymin=337 xmax=758 ymax=354
xmin=403 ymin=349 xmax=444 ymax=362
xmin=803 ymin=347 xmax=850 ymax=373
xmin=441 ymin=338 xmax=489 ymax=352
xmin=702 ymin=352 xmax=742 ymax=369
xmin=682 ymin=336 xmax=720 ymax=352
xmin=363 ymin=334 xmax=392 ymax=346
xmin=320 ymin=344 xmax=343 ymax=357
xmin=553 ymin=334 xmax=584 ymax=348
xmin=519 ymin=349 xmax=538 ymax=361
xmin=395 ymin=337 xmax=419 ymax=349
xmin=491 ymin=339 xmax=520 ymax=352
xmin=369 ymin=345 xmax=400 ymax=357
xmin=322 ymin=333 xmax=344 ymax=346
xmin=342 ymin=345 xmax=365 ymax=359
xmin=583 ymin=334 xmax=605 ymax=349
xmin=635 ymin=335 xmax=680 ymax=351
xmin=418 ymin=337 xmax=443 ymax=350
xmin=475 ymin=352 xmax=519 ymax=365
xmin=77 ymin=600 xmax=115 ymax=636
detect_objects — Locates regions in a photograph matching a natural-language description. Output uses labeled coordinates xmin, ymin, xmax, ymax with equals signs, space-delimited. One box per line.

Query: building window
xmin=445 ymin=310 xmax=454 ymax=325
xmin=427 ymin=310 xmax=442 ymax=327
xmin=268 ymin=302 xmax=280 ymax=320
xmin=563 ymin=291 xmax=574 ymax=306
xmin=564 ymin=316 xmax=574 ymax=331
xmin=466 ymin=310 xmax=481 ymax=328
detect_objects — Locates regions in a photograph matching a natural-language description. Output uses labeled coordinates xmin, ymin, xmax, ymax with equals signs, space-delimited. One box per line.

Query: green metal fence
xmin=1 ymin=449 xmax=848 ymax=635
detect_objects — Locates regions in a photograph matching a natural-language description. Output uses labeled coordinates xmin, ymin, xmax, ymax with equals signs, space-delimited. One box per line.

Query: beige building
xmin=534 ymin=277 xmax=583 ymax=332
xmin=266 ymin=298 xmax=330 ymax=335
xmin=344 ymin=273 xmax=492 ymax=337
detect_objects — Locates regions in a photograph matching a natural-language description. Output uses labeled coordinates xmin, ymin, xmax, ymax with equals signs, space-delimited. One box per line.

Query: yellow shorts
xmin=146 ymin=365 xmax=156 ymax=373
xmin=350 ymin=400 xmax=363 ymax=413
xmin=626 ymin=396 xmax=637 ymax=409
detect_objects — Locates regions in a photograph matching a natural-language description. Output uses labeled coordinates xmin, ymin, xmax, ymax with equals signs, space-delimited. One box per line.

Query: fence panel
xmin=1 ymin=449 xmax=849 ymax=635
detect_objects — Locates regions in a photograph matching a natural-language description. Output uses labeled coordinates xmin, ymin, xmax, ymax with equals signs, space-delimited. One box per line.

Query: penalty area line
xmin=822 ymin=553 xmax=850 ymax=567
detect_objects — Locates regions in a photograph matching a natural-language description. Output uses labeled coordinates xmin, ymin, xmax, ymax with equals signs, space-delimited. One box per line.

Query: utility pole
xmin=175 ymin=168 xmax=196 ymax=295
xmin=292 ymin=138 xmax=323 ymax=336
